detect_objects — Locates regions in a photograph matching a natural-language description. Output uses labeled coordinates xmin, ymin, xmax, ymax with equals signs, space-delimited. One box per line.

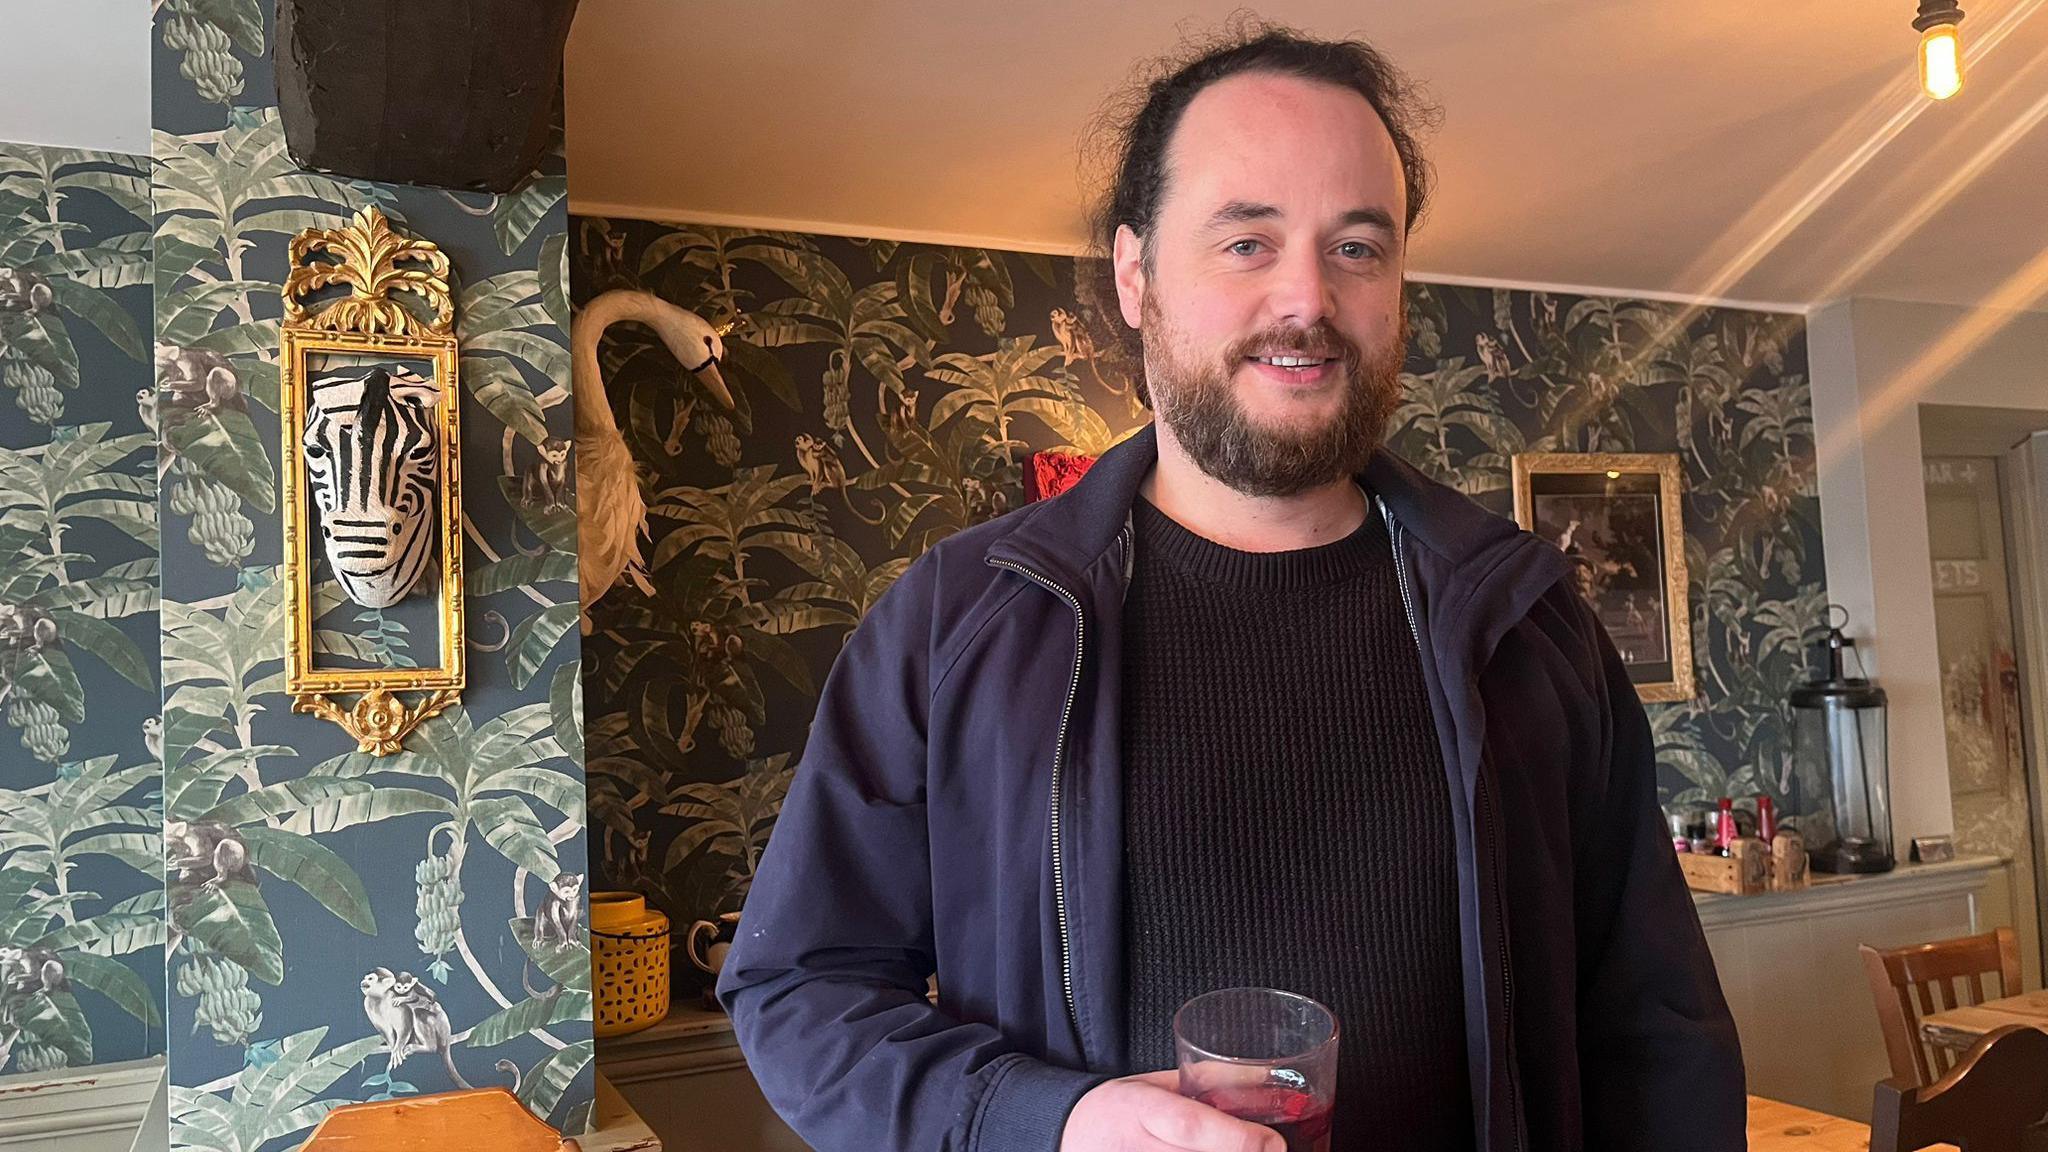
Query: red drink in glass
xmin=1194 ymin=1085 xmax=1334 ymax=1152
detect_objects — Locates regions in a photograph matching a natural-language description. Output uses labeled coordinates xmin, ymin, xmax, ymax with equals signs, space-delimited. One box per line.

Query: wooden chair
xmin=1861 ymin=926 xmax=2024 ymax=1087
xmin=1870 ymin=1024 xmax=2048 ymax=1152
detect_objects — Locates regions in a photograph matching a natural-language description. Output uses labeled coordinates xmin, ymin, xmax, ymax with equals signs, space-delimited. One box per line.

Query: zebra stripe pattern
xmin=302 ymin=364 xmax=440 ymax=608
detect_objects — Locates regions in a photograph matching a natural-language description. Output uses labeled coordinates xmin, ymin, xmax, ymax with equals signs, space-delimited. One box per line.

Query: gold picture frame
xmin=280 ymin=207 xmax=464 ymax=754
xmin=1512 ymin=452 xmax=1695 ymax=704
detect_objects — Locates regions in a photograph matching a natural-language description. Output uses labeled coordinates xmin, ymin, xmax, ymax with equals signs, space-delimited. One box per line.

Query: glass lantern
xmin=1792 ymin=607 xmax=1893 ymax=874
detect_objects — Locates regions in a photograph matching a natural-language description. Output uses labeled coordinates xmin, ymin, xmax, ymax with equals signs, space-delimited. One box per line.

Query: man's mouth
xmin=1247 ymin=353 xmax=1337 ymax=368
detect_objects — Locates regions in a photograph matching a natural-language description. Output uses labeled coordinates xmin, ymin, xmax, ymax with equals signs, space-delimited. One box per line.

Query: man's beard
xmin=1140 ymin=294 xmax=1407 ymax=498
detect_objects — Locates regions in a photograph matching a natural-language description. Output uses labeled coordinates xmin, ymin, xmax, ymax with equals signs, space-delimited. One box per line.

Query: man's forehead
xmin=1159 ymin=72 xmax=1403 ymax=222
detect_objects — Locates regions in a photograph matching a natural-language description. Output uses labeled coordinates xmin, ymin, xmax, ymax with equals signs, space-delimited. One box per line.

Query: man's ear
xmin=1112 ymin=224 xmax=1146 ymax=330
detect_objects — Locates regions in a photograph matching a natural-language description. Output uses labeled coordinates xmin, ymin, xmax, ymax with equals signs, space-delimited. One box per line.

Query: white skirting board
xmin=0 ymin=1056 xmax=164 ymax=1152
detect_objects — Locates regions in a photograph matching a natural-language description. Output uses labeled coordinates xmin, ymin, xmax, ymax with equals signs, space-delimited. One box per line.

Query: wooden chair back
xmin=303 ymin=1086 xmax=580 ymax=1151
xmin=1870 ymin=1024 xmax=2048 ymax=1152
xmin=1861 ymin=926 xmax=2023 ymax=1086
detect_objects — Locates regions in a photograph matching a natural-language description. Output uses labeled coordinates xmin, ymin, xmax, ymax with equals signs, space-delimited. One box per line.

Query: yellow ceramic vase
xmin=590 ymin=891 xmax=669 ymax=1037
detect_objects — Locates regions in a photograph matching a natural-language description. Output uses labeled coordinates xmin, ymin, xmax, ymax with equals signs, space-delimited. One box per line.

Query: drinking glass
xmin=1174 ymin=987 xmax=1339 ymax=1152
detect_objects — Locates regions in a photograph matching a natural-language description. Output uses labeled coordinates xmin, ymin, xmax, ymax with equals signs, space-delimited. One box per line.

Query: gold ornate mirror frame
xmin=280 ymin=207 xmax=464 ymax=754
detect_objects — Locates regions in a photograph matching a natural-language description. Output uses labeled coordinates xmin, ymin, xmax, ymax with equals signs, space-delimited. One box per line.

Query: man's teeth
xmin=1254 ymin=355 xmax=1329 ymax=367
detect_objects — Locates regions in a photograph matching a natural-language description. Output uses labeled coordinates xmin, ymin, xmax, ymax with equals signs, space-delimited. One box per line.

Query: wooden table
xmin=1920 ymin=989 xmax=2048 ymax=1053
xmin=1749 ymin=1095 xmax=1878 ymax=1151
xmin=1749 ymin=1094 xmax=1960 ymax=1152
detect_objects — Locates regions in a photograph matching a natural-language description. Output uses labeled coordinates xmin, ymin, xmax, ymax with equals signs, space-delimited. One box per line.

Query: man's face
xmin=1113 ymin=71 xmax=1410 ymax=497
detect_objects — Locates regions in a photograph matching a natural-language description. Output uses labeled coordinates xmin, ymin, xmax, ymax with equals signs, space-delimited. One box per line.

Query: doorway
xmin=1921 ymin=406 xmax=2048 ymax=990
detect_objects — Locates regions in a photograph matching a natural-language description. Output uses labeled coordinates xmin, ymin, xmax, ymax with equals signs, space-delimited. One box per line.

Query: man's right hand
xmin=1060 ymin=1070 xmax=1285 ymax=1152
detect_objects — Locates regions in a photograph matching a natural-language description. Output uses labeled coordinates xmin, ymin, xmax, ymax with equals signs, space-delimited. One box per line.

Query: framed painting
xmin=1512 ymin=452 xmax=1694 ymax=703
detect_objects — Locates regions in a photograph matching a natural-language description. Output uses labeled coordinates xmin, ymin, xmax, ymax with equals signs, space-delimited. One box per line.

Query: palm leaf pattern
xmin=148 ymin=1 xmax=595 ymax=1139
xmin=0 ymin=143 xmax=162 ymax=1075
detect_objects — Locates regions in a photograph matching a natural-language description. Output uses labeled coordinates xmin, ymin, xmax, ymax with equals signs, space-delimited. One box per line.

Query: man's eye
xmin=1336 ymin=241 xmax=1374 ymax=260
xmin=1228 ymin=239 xmax=1263 ymax=257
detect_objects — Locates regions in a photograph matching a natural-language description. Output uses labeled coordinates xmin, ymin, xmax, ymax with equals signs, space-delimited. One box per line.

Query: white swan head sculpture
xmin=571 ymin=291 xmax=742 ymax=622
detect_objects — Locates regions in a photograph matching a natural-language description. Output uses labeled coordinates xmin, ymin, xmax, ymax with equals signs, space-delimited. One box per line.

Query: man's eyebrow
xmin=1200 ymin=200 xmax=1281 ymax=229
xmin=1199 ymin=201 xmax=1399 ymax=234
xmin=1337 ymin=206 xmax=1397 ymax=234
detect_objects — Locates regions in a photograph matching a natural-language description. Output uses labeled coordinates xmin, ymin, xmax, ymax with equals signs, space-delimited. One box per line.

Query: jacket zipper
xmin=1379 ymin=497 xmax=1522 ymax=1152
xmin=986 ymin=551 xmax=1094 ymax=1055
xmin=1380 ymin=497 xmax=1422 ymax=649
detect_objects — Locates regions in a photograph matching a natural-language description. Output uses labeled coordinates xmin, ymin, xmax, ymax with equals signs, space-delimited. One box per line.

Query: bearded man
xmin=720 ymin=23 xmax=1744 ymax=1152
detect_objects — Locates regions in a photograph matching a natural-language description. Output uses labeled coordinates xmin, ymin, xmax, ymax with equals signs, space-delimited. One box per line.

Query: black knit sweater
xmin=1120 ymin=492 xmax=1475 ymax=1151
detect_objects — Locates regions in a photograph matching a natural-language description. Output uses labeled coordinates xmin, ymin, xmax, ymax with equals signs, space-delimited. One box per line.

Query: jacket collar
xmin=983 ymin=420 xmax=1543 ymax=587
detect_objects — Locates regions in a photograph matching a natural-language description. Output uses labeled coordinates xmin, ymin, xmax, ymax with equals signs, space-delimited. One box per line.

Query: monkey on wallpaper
xmin=167 ymin=819 xmax=253 ymax=889
xmin=0 ymin=603 xmax=58 ymax=655
xmin=0 ymin=603 xmax=59 ymax=707
xmin=1049 ymin=306 xmax=1133 ymax=404
xmin=165 ymin=820 xmax=257 ymax=954
xmin=577 ymin=217 xmax=631 ymax=292
xmin=0 ymin=944 xmax=67 ymax=1070
xmin=794 ymin=432 xmax=885 ymax=525
xmin=691 ymin=620 xmax=744 ymax=685
xmin=521 ymin=872 xmax=585 ymax=999
xmin=361 ymin=967 xmax=522 ymax=1090
xmin=888 ymin=389 xmax=919 ymax=435
xmin=960 ymin=477 xmax=1010 ymax=526
xmin=1475 ymin=331 xmax=1511 ymax=381
xmin=136 ymin=385 xmax=178 ymax=482
xmin=520 ymin=437 xmax=572 ymax=512
xmin=154 ymin=344 xmax=246 ymax=418
xmin=533 ymin=872 xmax=584 ymax=950
xmin=0 ymin=268 xmax=53 ymax=314
xmin=0 ymin=945 xmax=67 ymax=999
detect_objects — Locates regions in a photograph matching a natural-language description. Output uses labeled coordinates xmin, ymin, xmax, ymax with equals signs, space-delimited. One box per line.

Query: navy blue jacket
xmin=719 ymin=422 xmax=1745 ymax=1151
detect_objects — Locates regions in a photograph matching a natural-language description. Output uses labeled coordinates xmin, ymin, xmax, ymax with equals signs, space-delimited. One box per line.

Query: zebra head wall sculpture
xmin=302 ymin=364 xmax=441 ymax=608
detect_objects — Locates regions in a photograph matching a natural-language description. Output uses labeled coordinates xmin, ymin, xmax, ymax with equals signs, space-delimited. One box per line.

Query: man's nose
xmin=1266 ymin=245 xmax=1336 ymax=328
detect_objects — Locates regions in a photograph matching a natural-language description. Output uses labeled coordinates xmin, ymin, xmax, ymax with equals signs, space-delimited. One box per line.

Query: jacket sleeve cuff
xmin=966 ymin=1052 xmax=1111 ymax=1152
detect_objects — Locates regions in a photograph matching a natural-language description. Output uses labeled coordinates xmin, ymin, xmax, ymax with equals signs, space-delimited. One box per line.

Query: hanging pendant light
xmin=1914 ymin=1 xmax=1966 ymax=101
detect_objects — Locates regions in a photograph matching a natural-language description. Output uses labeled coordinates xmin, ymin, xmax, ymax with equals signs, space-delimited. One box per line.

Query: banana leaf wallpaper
xmin=154 ymin=5 xmax=596 ymax=1146
xmin=0 ymin=142 xmax=165 ymax=1077
xmin=569 ymin=216 xmax=1827 ymax=1002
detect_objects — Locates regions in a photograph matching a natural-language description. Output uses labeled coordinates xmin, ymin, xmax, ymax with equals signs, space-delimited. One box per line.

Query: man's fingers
xmin=1138 ymin=1092 xmax=1284 ymax=1152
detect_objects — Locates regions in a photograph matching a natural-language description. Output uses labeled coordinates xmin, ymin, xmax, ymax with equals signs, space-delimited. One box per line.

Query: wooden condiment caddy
xmin=1679 ymin=837 xmax=1769 ymax=894
xmin=1678 ymin=833 xmax=1809 ymax=896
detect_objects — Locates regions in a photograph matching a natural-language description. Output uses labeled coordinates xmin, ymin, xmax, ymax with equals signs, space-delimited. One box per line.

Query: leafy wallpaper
xmin=153 ymin=3 xmax=595 ymax=1146
xmin=569 ymin=217 xmax=1828 ymax=1002
xmin=0 ymin=143 xmax=164 ymax=1076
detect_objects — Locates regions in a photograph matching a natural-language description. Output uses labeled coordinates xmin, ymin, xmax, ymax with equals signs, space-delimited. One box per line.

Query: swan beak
xmin=692 ymin=362 xmax=735 ymax=410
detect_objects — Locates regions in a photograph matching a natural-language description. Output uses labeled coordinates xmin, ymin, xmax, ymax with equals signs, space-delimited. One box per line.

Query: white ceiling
xmin=0 ymin=0 xmax=150 ymax=155
xmin=564 ymin=0 xmax=2048 ymax=312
